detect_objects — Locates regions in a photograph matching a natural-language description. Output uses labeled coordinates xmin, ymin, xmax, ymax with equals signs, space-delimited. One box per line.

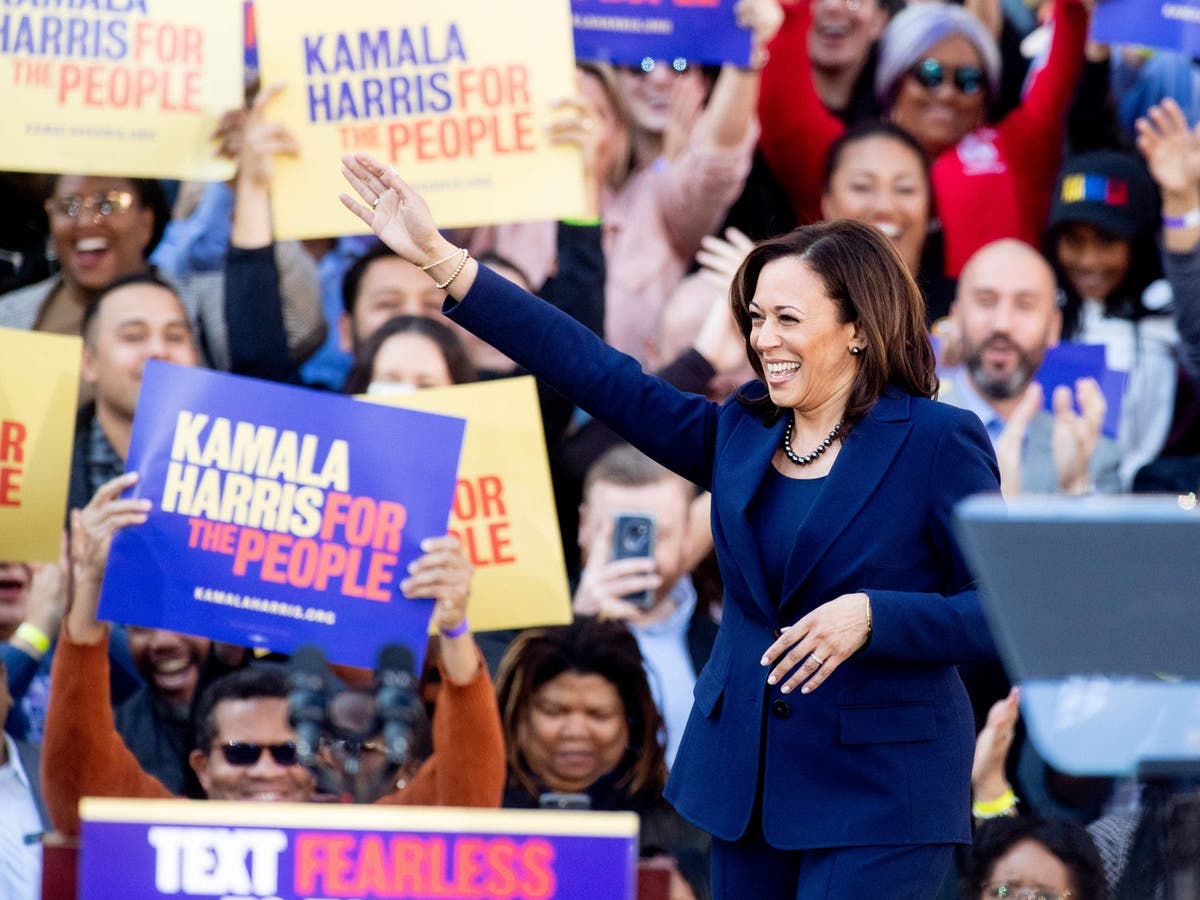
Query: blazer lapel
xmin=714 ymin=409 xmax=788 ymax=622
xmin=779 ymin=391 xmax=913 ymax=614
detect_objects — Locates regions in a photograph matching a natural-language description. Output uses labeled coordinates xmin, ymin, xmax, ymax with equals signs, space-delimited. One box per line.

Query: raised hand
xmin=237 ymin=82 xmax=301 ymax=191
xmin=573 ymin=518 xmax=661 ymax=623
xmin=400 ymin=535 xmax=479 ymax=685
xmin=67 ymin=472 xmax=152 ymax=644
xmin=339 ymin=153 xmax=456 ymax=268
xmin=993 ymin=382 xmax=1043 ymax=497
xmin=1052 ymin=377 xmax=1105 ymax=495
xmin=1136 ymin=98 xmax=1200 ymax=198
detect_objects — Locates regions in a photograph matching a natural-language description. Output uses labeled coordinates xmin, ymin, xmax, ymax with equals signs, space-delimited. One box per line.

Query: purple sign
xmin=98 ymin=361 xmax=465 ymax=669
xmin=79 ymin=799 xmax=639 ymax=900
xmin=1091 ymin=0 xmax=1200 ymax=55
xmin=572 ymin=0 xmax=753 ymax=67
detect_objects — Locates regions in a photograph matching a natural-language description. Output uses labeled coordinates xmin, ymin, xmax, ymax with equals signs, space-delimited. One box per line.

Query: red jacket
xmin=759 ymin=0 xmax=1087 ymax=276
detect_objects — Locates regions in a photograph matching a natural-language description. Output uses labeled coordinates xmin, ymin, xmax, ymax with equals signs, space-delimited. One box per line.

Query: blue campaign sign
xmin=98 ymin=361 xmax=465 ymax=669
xmin=1034 ymin=342 xmax=1126 ymax=439
xmin=572 ymin=0 xmax=752 ymax=67
xmin=1091 ymin=0 xmax=1200 ymax=55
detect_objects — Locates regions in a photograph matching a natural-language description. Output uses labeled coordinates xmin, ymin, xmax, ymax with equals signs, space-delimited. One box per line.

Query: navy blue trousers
xmin=711 ymin=829 xmax=955 ymax=899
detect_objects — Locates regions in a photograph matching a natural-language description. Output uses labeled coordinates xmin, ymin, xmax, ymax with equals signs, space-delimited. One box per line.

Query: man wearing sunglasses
xmin=40 ymin=475 xmax=505 ymax=836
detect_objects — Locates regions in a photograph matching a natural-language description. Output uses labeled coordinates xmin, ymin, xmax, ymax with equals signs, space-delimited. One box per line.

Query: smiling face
xmin=1054 ymin=223 xmax=1131 ymax=302
xmin=748 ymin=257 xmax=861 ymax=414
xmin=809 ymin=0 xmax=888 ymax=73
xmin=518 ymin=671 xmax=629 ymax=793
xmin=48 ymin=175 xmax=154 ymax=293
xmin=983 ymin=839 xmax=1077 ymax=900
xmin=0 ymin=562 xmax=31 ymax=641
xmin=81 ymin=283 xmax=199 ymax=422
xmin=190 ymin=697 xmax=315 ymax=802
xmin=822 ymin=135 xmax=930 ymax=274
xmin=890 ymin=34 xmax=987 ymax=156
xmin=126 ymin=626 xmax=211 ymax=709
xmin=952 ymin=241 xmax=1060 ymax=401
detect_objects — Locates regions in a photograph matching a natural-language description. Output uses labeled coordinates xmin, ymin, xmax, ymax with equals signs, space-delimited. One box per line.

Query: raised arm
xmin=339 ymin=156 xmax=723 ymax=489
xmin=1137 ymin=99 xmax=1200 ymax=377
xmin=44 ymin=475 xmax=171 ymax=836
xmin=758 ymin=0 xmax=846 ymax=224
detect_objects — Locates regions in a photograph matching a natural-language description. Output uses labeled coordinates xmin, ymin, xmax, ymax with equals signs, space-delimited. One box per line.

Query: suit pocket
xmin=840 ymin=702 xmax=937 ymax=744
xmin=692 ymin=662 xmax=727 ymax=718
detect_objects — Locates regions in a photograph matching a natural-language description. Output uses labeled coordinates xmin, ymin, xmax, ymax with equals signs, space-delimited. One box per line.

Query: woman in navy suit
xmin=341 ymin=154 xmax=1001 ymax=899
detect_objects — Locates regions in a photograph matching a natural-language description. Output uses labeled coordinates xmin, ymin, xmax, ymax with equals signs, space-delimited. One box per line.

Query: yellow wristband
xmin=972 ymin=787 xmax=1017 ymax=819
xmin=14 ymin=622 xmax=50 ymax=656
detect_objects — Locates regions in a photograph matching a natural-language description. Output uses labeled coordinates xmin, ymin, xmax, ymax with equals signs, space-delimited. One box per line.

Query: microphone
xmin=375 ymin=644 xmax=418 ymax=766
xmin=287 ymin=645 xmax=329 ymax=767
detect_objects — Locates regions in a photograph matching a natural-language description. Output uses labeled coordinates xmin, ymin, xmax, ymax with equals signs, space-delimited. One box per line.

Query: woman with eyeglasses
xmin=0 ymin=91 xmax=326 ymax=381
xmin=964 ymin=816 xmax=1108 ymax=900
xmin=759 ymin=0 xmax=1090 ymax=279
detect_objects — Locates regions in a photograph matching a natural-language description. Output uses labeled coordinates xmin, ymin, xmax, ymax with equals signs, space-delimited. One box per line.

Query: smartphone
xmin=539 ymin=792 xmax=592 ymax=811
xmin=611 ymin=512 xmax=657 ymax=611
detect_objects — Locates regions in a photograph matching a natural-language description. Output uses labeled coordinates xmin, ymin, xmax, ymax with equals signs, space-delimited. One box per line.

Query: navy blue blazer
xmin=447 ymin=267 xmax=1001 ymax=849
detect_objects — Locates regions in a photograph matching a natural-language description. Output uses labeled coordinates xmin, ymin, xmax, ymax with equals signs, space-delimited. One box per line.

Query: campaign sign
xmin=98 ymin=361 xmax=465 ymax=669
xmin=1091 ymin=0 xmax=1200 ymax=55
xmin=254 ymin=0 xmax=586 ymax=240
xmin=364 ymin=377 xmax=572 ymax=634
xmin=0 ymin=328 xmax=81 ymax=561
xmin=0 ymin=0 xmax=243 ymax=180
xmin=79 ymin=798 xmax=640 ymax=900
xmin=572 ymin=0 xmax=753 ymax=68
xmin=1035 ymin=342 xmax=1126 ymax=440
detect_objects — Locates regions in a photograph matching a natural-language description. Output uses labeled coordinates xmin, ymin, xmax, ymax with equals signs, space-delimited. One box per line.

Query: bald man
xmin=938 ymin=239 xmax=1121 ymax=495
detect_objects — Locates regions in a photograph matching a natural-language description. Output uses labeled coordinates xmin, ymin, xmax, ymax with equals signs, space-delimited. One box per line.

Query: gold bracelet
xmin=15 ymin=622 xmax=50 ymax=655
xmin=420 ymin=248 xmax=463 ymax=272
xmin=864 ymin=596 xmax=872 ymax=636
xmin=435 ymin=248 xmax=470 ymax=291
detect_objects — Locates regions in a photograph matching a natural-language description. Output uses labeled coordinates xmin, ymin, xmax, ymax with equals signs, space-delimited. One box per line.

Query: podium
xmin=955 ymin=494 xmax=1200 ymax=896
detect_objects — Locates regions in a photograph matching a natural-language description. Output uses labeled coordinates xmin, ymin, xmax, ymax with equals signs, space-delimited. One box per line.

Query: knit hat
xmin=1047 ymin=151 xmax=1159 ymax=240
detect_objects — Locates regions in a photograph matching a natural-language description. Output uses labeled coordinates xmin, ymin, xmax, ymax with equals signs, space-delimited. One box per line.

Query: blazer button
xmin=771 ymin=699 xmax=791 ymax=719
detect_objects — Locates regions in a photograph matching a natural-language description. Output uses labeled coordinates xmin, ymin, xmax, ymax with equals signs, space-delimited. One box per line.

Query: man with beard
xmin=939 ymin=239 xmax=1120 ymax=495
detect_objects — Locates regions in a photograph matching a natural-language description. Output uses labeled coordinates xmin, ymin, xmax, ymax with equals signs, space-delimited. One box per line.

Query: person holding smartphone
xmin=340 ymin=156 xmax=1000 ymax=899
xmin=573 ymin=444 xmax=716 ymax=769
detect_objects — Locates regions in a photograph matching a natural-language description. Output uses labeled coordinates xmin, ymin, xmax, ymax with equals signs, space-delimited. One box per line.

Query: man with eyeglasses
xmin=39 ymin=474 xmax=505 ymax=837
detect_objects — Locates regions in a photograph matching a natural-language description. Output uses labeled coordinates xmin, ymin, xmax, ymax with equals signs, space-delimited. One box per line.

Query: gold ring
xmin=811 ymin=654 xmax=826 ymax=666
xmin=371 ymin=197 xmax=379 ymax=210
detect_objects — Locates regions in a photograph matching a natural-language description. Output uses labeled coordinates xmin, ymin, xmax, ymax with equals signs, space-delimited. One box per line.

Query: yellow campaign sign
xmin=254 ymin=0 xmax=586 ymax=240
xmin=362 ymin=377 xmax=571 ymax=632
xmin=0 ymin=0 xmax=243 ymax=180
xmin=0 ymin=328 xmax=81 ymax=561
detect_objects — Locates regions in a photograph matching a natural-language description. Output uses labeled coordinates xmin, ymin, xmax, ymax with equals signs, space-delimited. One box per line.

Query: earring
xmin=849 ymin=346 xmax=863 ymax=356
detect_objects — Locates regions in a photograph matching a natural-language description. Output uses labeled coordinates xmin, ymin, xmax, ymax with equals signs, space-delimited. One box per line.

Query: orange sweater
xmin=42 ymin=626 xmax=505 ymax=836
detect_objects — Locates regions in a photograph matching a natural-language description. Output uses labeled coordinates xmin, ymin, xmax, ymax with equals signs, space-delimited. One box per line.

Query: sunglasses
xmin=622 ymin=56 xmax=690 ymax=75
xmin=218 ymin=741 xmax=299 ymax=767
xmin=46 ymin=190 xmax=136 ymax=219
xmin=908 ymin=58 xmax=985 ymax=95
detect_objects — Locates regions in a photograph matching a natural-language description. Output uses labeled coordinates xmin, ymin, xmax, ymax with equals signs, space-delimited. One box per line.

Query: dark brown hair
xmin=494 ymin=618 xmax=667 ymax=802
xmin=342 ymin=314 xmax=476 ymax=394
xmin=730 ymin=219 xmax=937 ymax=426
